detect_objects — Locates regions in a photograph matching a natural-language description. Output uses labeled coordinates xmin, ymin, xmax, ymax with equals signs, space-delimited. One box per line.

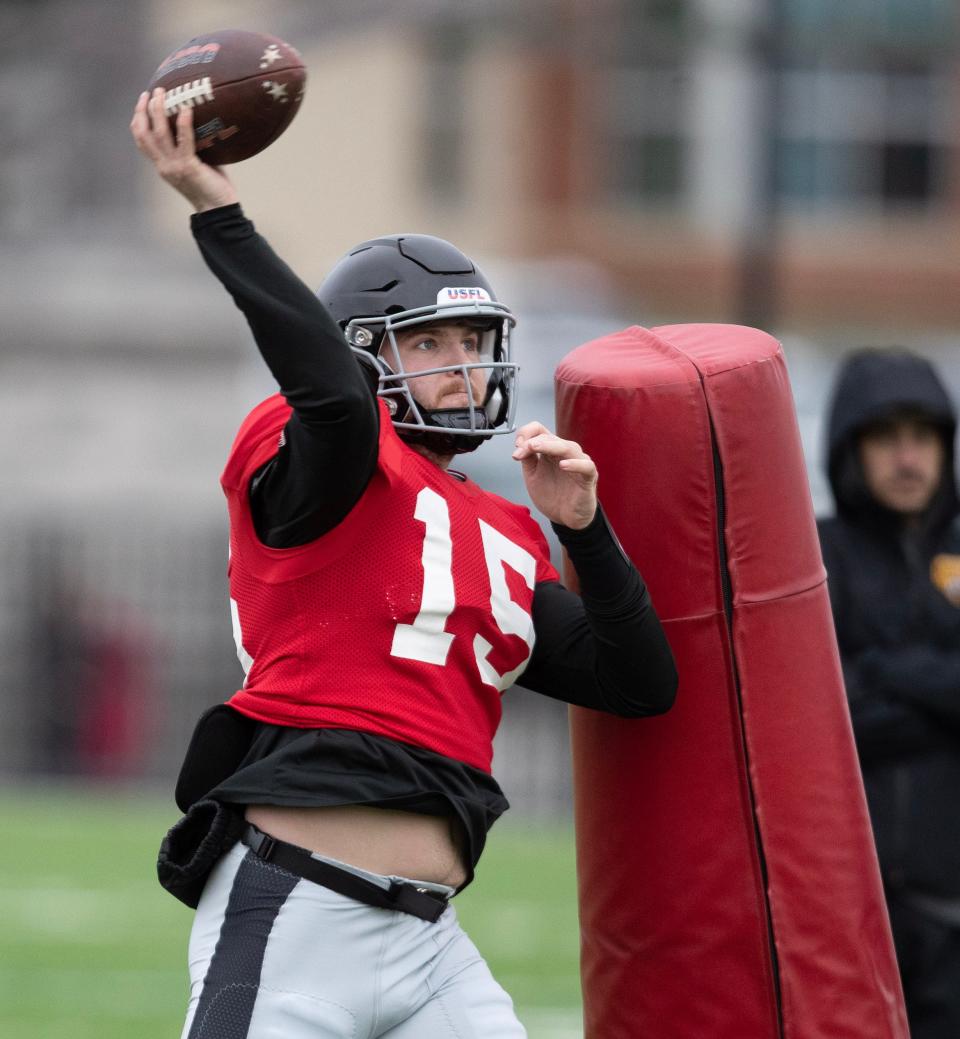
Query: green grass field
xmin=0 ymin=786 xmax=583 ymax=1038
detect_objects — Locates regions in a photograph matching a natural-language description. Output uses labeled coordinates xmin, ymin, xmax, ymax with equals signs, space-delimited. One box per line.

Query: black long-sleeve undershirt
xmin=192 ymin=203 xmax=677 ymax=718
xmin=525 ymin=512 xmax=676 ymax=717
xmin=192 ymin=204 xmax=379 ymax=544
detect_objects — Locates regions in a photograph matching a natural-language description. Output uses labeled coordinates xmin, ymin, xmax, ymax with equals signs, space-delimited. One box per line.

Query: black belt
xmin=241 ymin=825 xmax=449 ymax=923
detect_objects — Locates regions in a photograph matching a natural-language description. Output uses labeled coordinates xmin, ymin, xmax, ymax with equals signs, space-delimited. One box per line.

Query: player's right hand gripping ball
xmin=147 ymin=28 xmax=306 ymax=164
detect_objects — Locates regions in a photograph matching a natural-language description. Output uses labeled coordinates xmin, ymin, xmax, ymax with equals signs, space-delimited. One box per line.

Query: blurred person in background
xmin=131 ymin=90 xmax=677 ymax=1039
xmin=818 ymin=347 xmax=960 ymax=1038
xmin=26 ymin=558 xmax=151 ymax=778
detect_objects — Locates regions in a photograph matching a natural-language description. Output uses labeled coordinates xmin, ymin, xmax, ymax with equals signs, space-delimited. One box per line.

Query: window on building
xmin=776 ymin=66 xmax=949 ymax=212
xmin=604 ymin=1 xmax=690 ymax=205
xmin=776 ymin=0 xmax=955 ymax=212
xmin=601 ymin=0 xmax=954 ymax=214
xmin=421 ymin=22 xmax=470 ymax=204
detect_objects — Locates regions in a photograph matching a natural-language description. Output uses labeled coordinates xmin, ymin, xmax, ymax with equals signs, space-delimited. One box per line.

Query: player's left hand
xmin=513 ymin=421 xmax=597 ymax=530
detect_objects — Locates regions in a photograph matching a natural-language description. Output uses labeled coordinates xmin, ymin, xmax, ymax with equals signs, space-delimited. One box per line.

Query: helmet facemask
xmin=345 ymin=301 xmax=519 ymax=455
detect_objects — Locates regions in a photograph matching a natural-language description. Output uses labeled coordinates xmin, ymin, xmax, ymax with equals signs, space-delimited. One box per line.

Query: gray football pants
xmin=180 ymin=840 xmax=527 ymax=1038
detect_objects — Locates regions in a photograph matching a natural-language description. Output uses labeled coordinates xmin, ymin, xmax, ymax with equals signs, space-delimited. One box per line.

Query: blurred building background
xmin=1 ymin=0 xmax=958 ymax=805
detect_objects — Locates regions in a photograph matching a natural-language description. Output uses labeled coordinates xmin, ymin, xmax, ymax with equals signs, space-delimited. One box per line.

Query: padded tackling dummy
xmin=555 ymin=325 xmax=907 ymax=1039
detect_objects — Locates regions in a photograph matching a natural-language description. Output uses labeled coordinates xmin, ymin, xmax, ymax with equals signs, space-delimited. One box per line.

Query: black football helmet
xmin=317 ymin=234 xmax=518 ymax=455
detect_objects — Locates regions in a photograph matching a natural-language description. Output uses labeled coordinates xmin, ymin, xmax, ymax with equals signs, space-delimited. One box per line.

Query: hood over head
xmin=825 ymin=347 xmax=958 ymax=531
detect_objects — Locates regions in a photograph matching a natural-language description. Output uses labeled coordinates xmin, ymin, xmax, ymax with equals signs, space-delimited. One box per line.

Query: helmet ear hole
xmin=347 ymin=325 xmax=376 ymax=349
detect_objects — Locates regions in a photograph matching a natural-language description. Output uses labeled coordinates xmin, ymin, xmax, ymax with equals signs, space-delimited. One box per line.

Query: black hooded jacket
xmin=818 ymin=349 xmax=960 ymax=897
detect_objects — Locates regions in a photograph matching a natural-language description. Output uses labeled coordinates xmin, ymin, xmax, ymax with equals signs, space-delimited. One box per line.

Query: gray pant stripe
xmin=187 ymin=850 xmax=299 ymax=1039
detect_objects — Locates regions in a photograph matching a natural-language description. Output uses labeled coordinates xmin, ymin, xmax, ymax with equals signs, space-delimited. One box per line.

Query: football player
xmin=132 ymin=90 xmax=677 ymax=1038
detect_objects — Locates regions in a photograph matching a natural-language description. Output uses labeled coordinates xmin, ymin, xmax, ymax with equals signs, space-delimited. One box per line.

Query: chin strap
xmin=398 ymin=427 xmax=487 ymax=456
xmin=399 ymin=406 xmax=494 ymax=456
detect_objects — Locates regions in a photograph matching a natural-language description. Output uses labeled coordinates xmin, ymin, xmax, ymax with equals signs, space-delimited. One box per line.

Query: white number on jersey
xmin=392 ymin=487 xmax=538 ymax=690
xmin=230 ymin=596 xmax=254 ymax=684
xmin=228 ymin=541 xmax=254 ymax=684
xmin=473 ymin=519 xmax=537 ymax=690
xmin=390 ymin=488 xmax=456 ymax=665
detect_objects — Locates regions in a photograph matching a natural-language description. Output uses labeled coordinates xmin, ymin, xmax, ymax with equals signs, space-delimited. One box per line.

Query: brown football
xmin=147 ymin=29 xmax=306 ymax=164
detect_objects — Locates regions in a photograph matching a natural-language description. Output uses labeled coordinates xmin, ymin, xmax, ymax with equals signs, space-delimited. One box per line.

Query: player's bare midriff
xmin=244 ymin=803 xmax=469 ymax=888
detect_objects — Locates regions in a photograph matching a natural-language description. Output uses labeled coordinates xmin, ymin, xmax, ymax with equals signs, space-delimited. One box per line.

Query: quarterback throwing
xmin=132 ymin=89 xmax=677 ymax=1039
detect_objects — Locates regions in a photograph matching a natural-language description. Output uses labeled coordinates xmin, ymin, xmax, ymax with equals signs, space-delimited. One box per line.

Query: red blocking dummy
xmin=555 ymin=325 xmax=907 ymax=1039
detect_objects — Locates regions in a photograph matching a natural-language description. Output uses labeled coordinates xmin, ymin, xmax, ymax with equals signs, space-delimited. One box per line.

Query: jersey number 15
xmin=391 ymin=487 xmax=537 ymax=691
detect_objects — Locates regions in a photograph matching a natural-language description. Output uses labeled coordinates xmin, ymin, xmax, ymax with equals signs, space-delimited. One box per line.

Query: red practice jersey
xmin=221 ymin=396 xmax=559 ymax=773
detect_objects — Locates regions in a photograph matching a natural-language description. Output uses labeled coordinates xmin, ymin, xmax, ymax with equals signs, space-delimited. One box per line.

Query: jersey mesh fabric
xmin=222 ymin=396 xmax=558 ymax=774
